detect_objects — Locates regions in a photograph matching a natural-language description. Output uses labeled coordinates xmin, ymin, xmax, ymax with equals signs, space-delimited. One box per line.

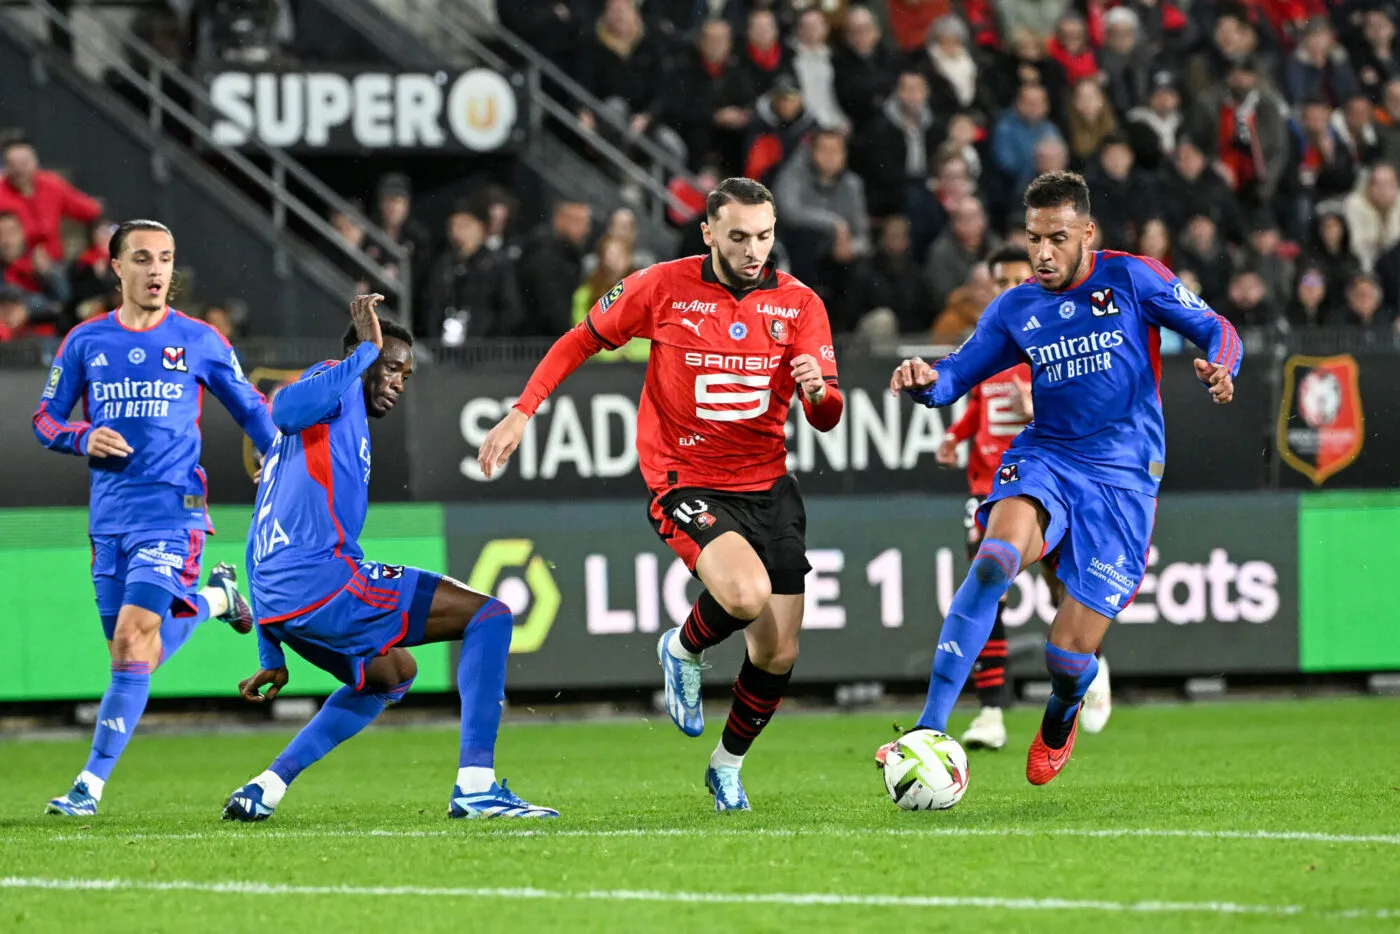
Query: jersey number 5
xmin=694 ymin=374 xmax=771 ymax=422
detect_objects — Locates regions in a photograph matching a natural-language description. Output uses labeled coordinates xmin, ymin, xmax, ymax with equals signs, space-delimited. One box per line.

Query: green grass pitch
xmin=2 ymin=697 xmax=1398 ymax=933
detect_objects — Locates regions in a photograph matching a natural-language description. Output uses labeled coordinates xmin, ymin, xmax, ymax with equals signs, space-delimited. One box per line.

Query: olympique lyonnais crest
xmin=1277 ymin=354 xmax=1365 ymax=486
xmin=242 ymin=366 xmax=305 ymax=480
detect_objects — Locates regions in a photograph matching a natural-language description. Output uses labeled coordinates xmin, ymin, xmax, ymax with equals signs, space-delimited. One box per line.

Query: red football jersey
xmin=515 ymin=256 xmax=843 ymax=493
xmin=947 ymin=364 xmax=1032 ymax=497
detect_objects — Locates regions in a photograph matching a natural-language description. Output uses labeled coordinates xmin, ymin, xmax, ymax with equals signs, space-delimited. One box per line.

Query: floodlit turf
xmin=2 ymin=697 xmax=1399 ymax=933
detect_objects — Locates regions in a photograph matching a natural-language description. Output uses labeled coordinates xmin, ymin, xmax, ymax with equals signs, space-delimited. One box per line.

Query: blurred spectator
xmin=1113 ymin=0 xmax=1194 ymax=62
xmin=1336 ymin=270 xmax=1395 ymax=331
xmin=1286 ymin=18 xmax=1360 ymax=106
xmin=1136 ymin=217 xmax=1173 ymax=265
xmin=1099 ymin=6 xmax=1154 ymax=116
xmin=1351 ymin=7 xmax=1399 ymax=102
xmin=986 ymin=28 xmax=1067 ymax=113
xmin=1185 ymin=6 xmax=1272 ymax=101
xmin=790 ymin=8 xmax=849 ymax=130
xmin=943 ymin=112 xmax=985 ymax=180
xmin=498 ymin=2 xmax=578 ymax=75
xmin=846 ymin=215 xmax=929 ymax=335
xmin=202 ymin=301 xmax=246 ymax=343
xmin=1158 ymin=140 xmax=1244 ymax=245
xmin=741 ymin=9 xmax=787 ymax=97
xmin=518 ymin=199 xmax=591 ymax=337
xmin=1190 ymin=57 xmax=1289 ymax=214
xmin=425 ymin=201 xmax=524 ymax=344
xmin=1334 ymin=93 xmax=1383 ymax=167
xmin=584 ymin=207 xmax=657 ymax=276
xmin=906 ymin=147 xmax=977 ymax=260
xmin=371 ymin=173 xmax=433 ymax=307
xmin=1235 ymin=212 xmax=1295 ymax=306
xmin=852 ymin=71 xmax=938 ymax=220
xmin=661 ymin=19 xmax=755 ymax=175
xmin=744 ymin=76 xmax=818 ymax=184
xmin=0 ymin=284 xmax=37 ymax=342
xmin=1376 ymin=78 xmax=1400 ymax=164
xmin=914 ymin=15 xmax=983 ymax=118
xmin=328 ymin=199 xmax=376 ymax=293
xmin=833 ymin=6 xmax=899 ymax=133
xmin=67 ymin=217 xmax=115 ymax=324
xmin=1086 ymin=136 xmax=1157 ymax=249
xmin=0 ymin=211 xmax=70 ymax=315
xmin=1176 ymin=214 xmax=1233 ymax=303
xmin=575 ymin=0 xmax=667 ymax=144
xmin=1065 ymin=78 xmax=1121 ymax=167
xmin=1286 ymin=264 xmax=1334 ymax=328
xmin=932 ymin=260 xmax=996 ymax=341
xmin=1033 ymin=134 xmax=1071 ymax=176
xmin=1046 ymin=15 xmax=1097 ymax=85
xmin=471 ymin=185 xmax=521 ymax=252
xmin=645 ymin=0 xmax=745 ymax=47
xmin=1222 ymin=268 xmax=1274 ymax=327
xmin=925 ymin=196 xmax=999 ymax=314
xmin=1304 ymin=203 xmax=1362 ymax=293
xmin=884 ymin=0 xmax=955 ymax=54
xmin=774 ymin=131 xmax=871 ymax=302
xmin=1344 ymin=163 xmax=1400 ymax=271
xmin=573 ymin=235 xmax=649 ymax=362
xmin=995 ymin=0 xmax=1074 ymax=43
xmin=992 ymin=83 xmax=1060 ymax=192
xmin=0 ymin=139 xmax=101 ymax=261
xmin=1124 ymin=70 xmax=1184 ymax=172
xmin=1293 ymin=99 xmax=1359 ymax=232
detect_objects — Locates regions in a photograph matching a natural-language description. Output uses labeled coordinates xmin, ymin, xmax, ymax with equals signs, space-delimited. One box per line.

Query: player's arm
xmin=238 ymin=626 xmax=289 ymax=702
xmin=478 ymin=269 xmax=654 ymax=477
xmin=200 ymin=330 xmax=277 ymax=454
xmin=31 ymin=336 xmax=114 ymax=457
xmin=1135 ymin=261 xmax=1241 ymax=404
xmin=893 ymin=298 xmax=1022 ymax=407
xmin=791 ymin=294 xmax=844 ymax=431
xmin=270 ymin=342 xmax=379 ymax=434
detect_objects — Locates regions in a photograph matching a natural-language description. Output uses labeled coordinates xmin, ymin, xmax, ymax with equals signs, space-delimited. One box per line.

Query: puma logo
xmin=681 ymin=318 xmax=702 ymax=336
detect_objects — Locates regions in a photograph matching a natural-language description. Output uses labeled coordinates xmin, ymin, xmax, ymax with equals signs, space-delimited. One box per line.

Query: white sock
xmin=77 ymin=770 xmax=105 ymax=800
xmin=667 ymin=630 xmax=700 ymax=663
xmin=253 ymin=770 xmax=288 ymax=807
xmin=457 ymin=766 xmax=497 ymax=793
xmin=202 ymin=585 xmax=229 ymax=619
xmin=710 ymin=744 xmax=744 ymax=771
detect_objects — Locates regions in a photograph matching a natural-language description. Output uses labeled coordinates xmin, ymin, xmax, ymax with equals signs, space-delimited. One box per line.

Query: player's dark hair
xmin=1023 ymin=171 xmax=1091 ymax=217
xmin=1 ymin=136 xmax=32 ymax=156
xmin=986 ymin=244 xmax=1031 ymax=270
xmin=0 ymin=210 xmax=19 ymax=224
xmin=342 ymin=315 xmax=414 ymax=354
xmin=109 ymin=219 xmax=174 ymax=258
xmin=706 ymin=177 xmax=775 ymax=220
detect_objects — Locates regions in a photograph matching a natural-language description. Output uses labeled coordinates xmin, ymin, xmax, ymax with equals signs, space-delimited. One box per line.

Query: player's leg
xmin=649 ymin=489 xmax=770 ymax=737
xmin=224 ymin=636 xmax=415 ymax=821
xmin=1025 ymin=596 xmax=1109 ymax=785
xmin=1067 ymin=551 xmax=1111 ymax=734
xmin=962 ymin=497 xmax=1010 ymax=751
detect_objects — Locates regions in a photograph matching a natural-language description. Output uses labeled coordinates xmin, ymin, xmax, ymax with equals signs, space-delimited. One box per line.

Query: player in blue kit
xmin=33 ymin=219 xmax=275 ymax=816
xmin=223 ymin=294 xmax=555 ymax=821
xmin=885 ymin=172 xmax=1241 ymax=785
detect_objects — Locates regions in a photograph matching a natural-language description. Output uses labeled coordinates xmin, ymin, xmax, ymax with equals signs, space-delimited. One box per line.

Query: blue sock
xmin=916 ymin=538 xmax=1020 ymax=732
xmin=157 ymin=596 xmax=212 ymax=667
xmin=83 ymin=660 xmax=152 ymax=782
xmin=458 ymin=599 xmax=513 ymax=770
xmin=1041 ymin=643 xmax=1099 ymax=749
xmin=269 ymin=677 xmax=413 ymax=786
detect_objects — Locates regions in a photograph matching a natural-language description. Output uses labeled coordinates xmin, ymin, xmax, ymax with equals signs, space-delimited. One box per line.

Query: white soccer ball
xmin=881 ymin=730 xmax=969 ymax=811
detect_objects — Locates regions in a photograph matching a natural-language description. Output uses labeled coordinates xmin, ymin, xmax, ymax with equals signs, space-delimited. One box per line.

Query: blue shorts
xmin=977 ymin=451 xmax=1156 ymax=619
xmin=91 ymin=530 xmax=206 ymax=637
xmin=264 ymin=561 xmax=440 ymax=689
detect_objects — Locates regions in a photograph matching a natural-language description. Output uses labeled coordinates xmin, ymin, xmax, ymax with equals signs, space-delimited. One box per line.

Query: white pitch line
xmin=41 ymin=826 xmax=1400 ymax=846
xmin=1 ymin=876 xmax=1395 ymax=919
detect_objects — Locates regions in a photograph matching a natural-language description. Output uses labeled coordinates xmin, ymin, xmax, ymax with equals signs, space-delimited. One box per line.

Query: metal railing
xmin=7 ymin=0 xmax=412 ymax=328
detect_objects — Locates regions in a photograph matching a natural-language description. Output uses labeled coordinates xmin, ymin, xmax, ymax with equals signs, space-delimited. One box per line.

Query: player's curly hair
xmin=1024 ymin=171 xmax=1091 ymax=217
xmin=343 ymin=315 xmax=414 ymax=354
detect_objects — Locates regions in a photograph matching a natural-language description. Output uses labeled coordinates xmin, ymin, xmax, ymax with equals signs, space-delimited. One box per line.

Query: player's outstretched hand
xmin=85 ymin=426 xmax=133 ymax=458
xmin=1194 ymin=358 xmax=1234 ymax=405
xmin=935 ymin=434 xmax=958 ymax=466
xmin=350 ymin=293 xmax=385 ymax=349
xmin=791 ymin=354 xmax=826 ymax=403
xmin=238 ymin=667 xmax=289 ymax=703
xmin=477 ymin=408 xmax=529 ymax=479
xmin=890 ymin=357 xmax=936 ymax=396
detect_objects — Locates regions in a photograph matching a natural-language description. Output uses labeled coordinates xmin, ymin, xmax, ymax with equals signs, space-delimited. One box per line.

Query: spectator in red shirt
xmin=0 ymin=139 xmax=102 ymax=261
xmin=0 ymin=210 xmax=69 ymax=319
xmin=1047 ymin=15 xmax=1099 ymax=85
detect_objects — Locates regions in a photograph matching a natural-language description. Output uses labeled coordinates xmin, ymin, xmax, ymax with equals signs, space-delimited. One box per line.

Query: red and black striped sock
xmin=678 ymin=590 xmax=753 ymax=655
xmin=972 ymin=604 xmax=1009 ymax=708
xmin=720 ymin=654 xmax=792 ymax=757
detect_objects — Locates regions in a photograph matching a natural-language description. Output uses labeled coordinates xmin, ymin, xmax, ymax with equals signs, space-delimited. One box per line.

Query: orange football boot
xmin=1026 ymin=709 xmax=1080 ymax=785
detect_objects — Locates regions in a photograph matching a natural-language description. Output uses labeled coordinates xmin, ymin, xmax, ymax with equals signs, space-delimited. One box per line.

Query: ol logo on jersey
xmin=1090 ymin=288 xmax=1120 ymax=317
xmin=162 ymin=346 xmax=188 ymax=371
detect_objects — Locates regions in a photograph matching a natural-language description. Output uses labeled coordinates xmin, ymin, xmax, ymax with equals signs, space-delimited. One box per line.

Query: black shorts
xmin=646 ymin=474 xmax=810 ymax=595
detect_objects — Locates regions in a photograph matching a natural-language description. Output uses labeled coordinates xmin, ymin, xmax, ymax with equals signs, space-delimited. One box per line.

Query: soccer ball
xmin=881 ymin=730 xmax=969 ymax=811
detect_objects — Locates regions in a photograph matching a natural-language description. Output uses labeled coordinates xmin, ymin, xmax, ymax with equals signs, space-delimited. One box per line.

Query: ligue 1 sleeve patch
xmin=599 ymin=280 xmax=625 ymax=313
xmin=43 ymin=365 xmax=62 ymax=398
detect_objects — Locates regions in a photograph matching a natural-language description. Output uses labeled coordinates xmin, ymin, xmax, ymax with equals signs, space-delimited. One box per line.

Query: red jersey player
xmin=478 ymin=178 xmax=843 ymax=812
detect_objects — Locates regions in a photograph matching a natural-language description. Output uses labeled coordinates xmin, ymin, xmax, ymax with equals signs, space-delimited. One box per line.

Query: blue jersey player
xmin=222 ymin=294 xmax=556 ymax=822
xmin=883 ymin=172 xmax=1241 ymax=785
xmin=33 ymin=219 xmax=276 ymax=816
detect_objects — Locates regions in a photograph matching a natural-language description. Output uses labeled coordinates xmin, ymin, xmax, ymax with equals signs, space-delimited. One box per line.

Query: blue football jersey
xmin=33 ymin=309 xmax=276 ymax=534
xmin=247 ymin=342 xmax=380 ymax=624
xmin=917 ymin=252 xmax=1243 ymax=494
